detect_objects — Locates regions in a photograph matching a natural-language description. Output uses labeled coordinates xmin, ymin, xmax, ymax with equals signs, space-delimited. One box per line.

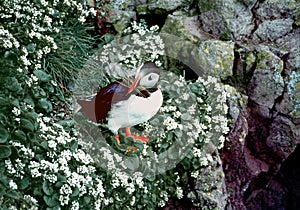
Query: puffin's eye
xmin=148 ymin=75 xmax=153 ymax=81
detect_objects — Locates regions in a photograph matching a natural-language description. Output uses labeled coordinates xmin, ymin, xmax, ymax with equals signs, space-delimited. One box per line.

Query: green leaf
xmin=0 ymin=97 xmax=8 ymax=106
xmin=41 ymin=141 xmax=48 ymax=149
xmin=0 ymin=127 xmax=9 ymax=143
xmin=181 ymin=113 xmax=192 ymax=121
xmin=124 ymin=156 xmax=139 ymax=171
xmin=18 ymin=177 xmax=30 ymax=190
xmin=38 ymin=98 xmax=52 ymax=112
xmin=23 ymin=111 xmax=38 ymax=122
xmin=135 ymin=141 xmax=144 ymax=151
xmin=0 ymin=184 xmax=5 ymax=197
xmin=20 ymin=118 xmax=34 ymax=131
xmin=83 ymin=195 xmax=91 ymax=205
xmin=34 ymin=70 xmax=51 ymax=82
xmin=24 ymin=94 xmax=35 ymax=107
xmin=0 ymin=146 xmax=11 ymax=158
xmin=33 ymin=187 xmax=43 ymax=197
xmin=6 ymin=190 xmax=20 ymax=199
xmin=43 ymin=194 xmax=59 ymax=207
xmin=12 ymin=130 xmax=26 ymax=141
xmin=0 ymin=114 xmax=8 ymax=124
xmin=104 ymin=33 xmax=114 ymax=43
xmin=181 ymin=158 xmax=191 ymax=170
xmin=6 ymin=77 xmax=21 ymax=92
xmin=42 ymin=181 xmax=54 ymax=196
xmin=27 ymin=43 xmax=36 ymax=53
xmin=124 ymin=136 xmax=134 ymax=144
xmin=9 ymin=98 xmax=20 ymax=108
xmin=70 ymin=187 xmax=79 ymax=198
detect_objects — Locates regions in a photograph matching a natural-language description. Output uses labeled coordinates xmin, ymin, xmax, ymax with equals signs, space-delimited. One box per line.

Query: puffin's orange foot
xmin=127 ymin=146 xmax=138 ymax=154
xmin=114 ymin=135 xmax=120 ymax=144
xmin=133 ymin=136 xmax=149 ymax=143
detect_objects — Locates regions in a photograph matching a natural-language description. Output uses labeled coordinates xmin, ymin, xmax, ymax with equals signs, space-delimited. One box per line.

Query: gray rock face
xmin=256 ymin=0 xmax=297 ymax=20
xmin=200 ymin=10 xmax=227 ymax=39
xmin=247 ymin=46 xmax=284 ymax=109
xmin=198 ymin=0 xmax=254 ymax=40
xmin=253 ymin=19 xmax=294 ymax=42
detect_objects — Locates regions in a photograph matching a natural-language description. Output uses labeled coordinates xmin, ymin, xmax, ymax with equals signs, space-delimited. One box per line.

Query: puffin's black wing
xmin=94 ymin=82 xmax=130 ymax=122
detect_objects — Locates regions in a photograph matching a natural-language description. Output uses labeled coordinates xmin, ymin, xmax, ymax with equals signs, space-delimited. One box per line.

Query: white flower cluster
xmin=0 ymin=27 xmax=20 ymax=49
xmin=196 ymin=76 xmax=229 ymax=149
xmin=0 ymin=0 xmax=93 ymax=71
xmin=175 ymin=186 xmax=183 ymax=199
xmin=99 ymin=21 xmax=164 ymax=75
xmin=140 ymin=72 xmax=212 ymax=151
xmin=5 ymin=115 xmax=108 ymax=208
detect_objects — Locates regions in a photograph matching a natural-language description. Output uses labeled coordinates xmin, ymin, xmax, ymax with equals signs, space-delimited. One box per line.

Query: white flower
xmin=130 ymin=196 xmax=136 ymax=206
xmin=59 ymin=194 xmax=70 ymax=206
xmin=191 ymin=171 xmax=199 ymax=178
xmin=78 ymin=16 xmax=86 ymax=23
xmin=125 ymin=183 xmax=135 ymax=194
xmin=60 ymin=184 xmax=72 ymax=195
xmin=193 ymin=147 xmax=201 ymax=158
xmin=89 ymin=8 xmax=97 ymax=16
xmin=9 ymin=180 xmax=18 ymax=190
xmin=48 ymin=140 xmax=57 ymax=149
xmin=12 ymin=107 xmax=21 ymax=116
xmin=20 ymin=55 xmax=31 ymax=66
xmin=71 ymin=201 xmax=80 ymax=210
xmin=175 ymin=186 xmax=183 ymax=199
xmin=163 ymin=116 xmax=178 ymax=130
xmin=200 ymin=156 xmax=208 ymax=166
xmin=182 ymin=93 xmax=190 ymax=100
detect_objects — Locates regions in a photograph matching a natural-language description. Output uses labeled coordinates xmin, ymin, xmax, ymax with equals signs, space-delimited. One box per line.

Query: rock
xmin=287 ymin=70 xmax=300 ymax=118
xmin=147 ymin=0 xmax=191 ymax=12
xmin=266 ymin=116 xmax=300 ymax=159
xmin=161 ymin=12 xmax=211 ymax=43
xmin=198 ymin=0 xmax=254 ymax=41
xmin=245 ymin=179 xmax=288 ymax=209
xmin=189 ymin=153 xmax=228 ymax=209
xmin=161 ymin=25 xmax=234 ymax=80
xmin=253 ymin=18 xmax=294 ymax=42
xmin=107 ymin=10 xmax=136 ymax=33
xmin=256 ymin=0 xmax=297 ymax=20
xmin=135 ymin=0 xmax=192 ymax=14
xmin=225 ymin=85 xmax=248 ymax=127
xmin=198 ymin=40 xmax=234 ymax=80
xmin=247 ymin=46 xmax=284 ymax=109
xmin=200 ymin=10 xmax=227 ymax=39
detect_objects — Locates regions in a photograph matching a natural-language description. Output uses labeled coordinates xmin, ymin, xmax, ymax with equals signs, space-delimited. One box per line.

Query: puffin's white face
xmin=139 ymin=72 xmax=159 ymax=88
xmin=128 ymin=62 xmax=160 ymax=93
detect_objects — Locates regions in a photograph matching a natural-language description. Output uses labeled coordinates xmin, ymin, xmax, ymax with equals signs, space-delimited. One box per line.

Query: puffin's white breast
xmin=107 ymin=90 xmax=163 ymax=134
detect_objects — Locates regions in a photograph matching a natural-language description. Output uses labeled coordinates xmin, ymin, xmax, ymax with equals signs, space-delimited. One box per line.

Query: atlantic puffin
xmin=77 ymin=61 xmax=163 ymax=143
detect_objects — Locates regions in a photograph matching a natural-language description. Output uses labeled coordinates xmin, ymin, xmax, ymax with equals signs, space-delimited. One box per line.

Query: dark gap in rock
xmin=231 ymin=44 xmax=241 ymax=88
xmin=167 ymin=58 xmax=199 ymax=81
xmin=158 ymin=197 xmax=198 ymax=210
xmin=246 ymin=99 xmax=282 ymax=164
xmin=248 ymin=1 xmax=262 ymax=40
xmin=245 ymin=53 xmax=257 ymax=94
xmin=243 ymin=172 xmax=269 ymax=202
xmin=275 ymin=144 xmax=300 ymax=210
xmin=137 ymin=13 xmax=169 ymax=28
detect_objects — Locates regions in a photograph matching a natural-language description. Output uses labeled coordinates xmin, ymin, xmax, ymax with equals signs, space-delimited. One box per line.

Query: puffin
xmin=77 ymin=61 xmax=163 ymax=144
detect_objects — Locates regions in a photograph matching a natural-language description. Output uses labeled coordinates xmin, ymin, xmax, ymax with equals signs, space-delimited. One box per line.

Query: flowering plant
xmin=75 ymin=21 xmax=229 ymax=208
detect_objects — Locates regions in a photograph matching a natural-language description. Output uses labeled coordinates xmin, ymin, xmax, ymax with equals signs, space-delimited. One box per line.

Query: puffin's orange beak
xmin=128 ymin=75 xmax=141 ymax=94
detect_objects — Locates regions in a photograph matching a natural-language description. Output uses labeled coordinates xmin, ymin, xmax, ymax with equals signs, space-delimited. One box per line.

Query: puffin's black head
xmin=128 ymin=62 xmax=160 ymax=93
